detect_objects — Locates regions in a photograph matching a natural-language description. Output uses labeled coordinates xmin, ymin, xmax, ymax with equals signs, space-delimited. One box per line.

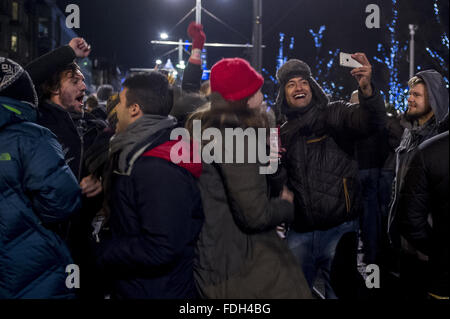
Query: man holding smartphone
xmin=274 ymin=53 xmax=386 ymax=298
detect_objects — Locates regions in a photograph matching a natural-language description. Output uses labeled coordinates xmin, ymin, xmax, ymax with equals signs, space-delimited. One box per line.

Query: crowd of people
xmin=0 ymin=21 xmax=448 ymax=300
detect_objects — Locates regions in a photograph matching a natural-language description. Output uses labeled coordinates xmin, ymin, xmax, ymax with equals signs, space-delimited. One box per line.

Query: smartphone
xmin=339 ymin=52 xmax=363 ymax=68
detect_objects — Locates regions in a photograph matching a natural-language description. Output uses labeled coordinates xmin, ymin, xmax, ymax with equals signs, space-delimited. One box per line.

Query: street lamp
xmin=160 ymin=32 xmax=169 ymax=40
xmin=409 ymin=24 xmax=418 ymax=79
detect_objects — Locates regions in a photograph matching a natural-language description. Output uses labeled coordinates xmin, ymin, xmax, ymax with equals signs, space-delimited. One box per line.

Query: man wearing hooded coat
xmin=387 ymin=70 xmax=449 ymax=299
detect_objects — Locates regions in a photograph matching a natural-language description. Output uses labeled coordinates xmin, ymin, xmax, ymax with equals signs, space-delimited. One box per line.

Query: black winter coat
xmin=279 ymin=86 xmax=386 ymax=232
xmin=398 ymin=129 xmax=449 ymax=297
xmin=388 ymin=70 xmax=449 ymax=249
xmin=96 ymin=129 xmax=204 ymax=299
xmin=26 ymin=46 xmax=107 ymax=295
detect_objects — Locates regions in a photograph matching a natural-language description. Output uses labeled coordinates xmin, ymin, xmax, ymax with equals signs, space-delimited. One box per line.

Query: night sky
xmin=56 ymin=0 xmax=448 ymax=98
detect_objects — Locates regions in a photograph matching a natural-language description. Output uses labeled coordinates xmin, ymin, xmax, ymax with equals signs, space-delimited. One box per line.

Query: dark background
xmin=55 ymin=0 xmax=449 ymax=103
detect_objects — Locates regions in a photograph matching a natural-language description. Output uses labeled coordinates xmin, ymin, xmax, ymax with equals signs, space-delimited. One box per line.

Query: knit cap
xmin=210 ymin=58 xmax=263 ymax=101
xmin=0 ymin=57 xmax=38 ymax=107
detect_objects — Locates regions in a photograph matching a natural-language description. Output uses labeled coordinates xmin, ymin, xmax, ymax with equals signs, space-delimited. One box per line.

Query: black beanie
xmin=0 ymin=57 xmax=38 ymax=107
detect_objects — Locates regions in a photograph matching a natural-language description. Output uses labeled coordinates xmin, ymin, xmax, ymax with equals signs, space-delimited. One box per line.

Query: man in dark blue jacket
xmin=0 ymin=57 xmax=81 ymax=298
xmin=96 ymin=72 xmax=204 ymax=299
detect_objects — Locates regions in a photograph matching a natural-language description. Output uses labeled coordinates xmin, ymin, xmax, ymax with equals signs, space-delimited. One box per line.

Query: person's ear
xmin=128 ymin=103 xmax=142 ymax=118
xmin=50 ymin=85 xmax=60 ymax=96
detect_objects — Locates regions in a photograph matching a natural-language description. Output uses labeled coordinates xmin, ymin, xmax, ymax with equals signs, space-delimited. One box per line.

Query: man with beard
xmin=387 ymin=70 xmax=449 ymax=299
xmin=26 ymin=38 xmax=107 ymax=298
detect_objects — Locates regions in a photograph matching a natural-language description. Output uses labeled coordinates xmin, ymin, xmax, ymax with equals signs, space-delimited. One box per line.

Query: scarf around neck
xmin=110 ymin=114 xmax=177 ymax=175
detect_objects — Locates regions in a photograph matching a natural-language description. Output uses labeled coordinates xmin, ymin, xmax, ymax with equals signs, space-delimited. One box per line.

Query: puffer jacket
xmin=0 ymin=96 xmax=81 ymax=298
xmin=195 ymin=134 xmax=312 ymax=299
xmin=276 ymin=81 xmax=386 ymax=232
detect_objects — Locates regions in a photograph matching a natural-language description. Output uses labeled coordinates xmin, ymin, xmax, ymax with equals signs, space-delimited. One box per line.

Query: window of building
xmin=38 ymin=17 xmax=49 ymax=38
xmin=12 ymin=1 xmax=19 ymax=21
xmin=11 ymin=32 xmax=18 ymax=52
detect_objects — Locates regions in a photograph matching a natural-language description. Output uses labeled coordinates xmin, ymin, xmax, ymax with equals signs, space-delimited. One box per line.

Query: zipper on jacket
xmin=78 ymin=133 xmax=84 ymax=182
xmin=343 ymin=178 xmax=351 ymax=213
xmin=76 ymin=113 xmax=89 ymax=182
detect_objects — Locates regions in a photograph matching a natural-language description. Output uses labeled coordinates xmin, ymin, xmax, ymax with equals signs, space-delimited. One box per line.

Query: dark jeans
xmin=287 ymin=220 xmax=358 ymax=299
xmin=378 ymin=169 xmax=396 ymax=268
xmin=359 ymin=168 xmax=381 ymax=264
xmin=378 ymin=169 xmax=395 ymax=224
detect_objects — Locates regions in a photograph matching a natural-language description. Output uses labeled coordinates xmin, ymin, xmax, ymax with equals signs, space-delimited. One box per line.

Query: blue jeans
xmin=287 ymin=220 xmax=358 ymax=299
xmin=359 ymin=168 xmax=381 ymax=264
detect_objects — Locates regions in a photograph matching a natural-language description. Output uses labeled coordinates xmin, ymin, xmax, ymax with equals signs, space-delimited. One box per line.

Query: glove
xmin=188 ymin=21 xmax=206 ymax=50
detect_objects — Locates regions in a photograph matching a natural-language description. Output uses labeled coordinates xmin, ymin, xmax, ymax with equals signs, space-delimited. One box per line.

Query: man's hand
xmin=80 ymin=174 xmax=102 ymax=198
xmin=350 ymin=52 xmax=373 ymax=98
xmin=69 ymin=38 xmax=91 ymax=58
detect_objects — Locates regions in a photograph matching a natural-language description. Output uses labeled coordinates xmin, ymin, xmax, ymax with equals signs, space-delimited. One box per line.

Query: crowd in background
xmin=0 ymin=21 xmax=448 ymax=300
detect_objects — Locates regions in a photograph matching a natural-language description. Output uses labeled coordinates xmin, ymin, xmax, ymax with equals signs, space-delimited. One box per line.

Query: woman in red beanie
xmin=186 ymin=58 xmax=312 ymax=299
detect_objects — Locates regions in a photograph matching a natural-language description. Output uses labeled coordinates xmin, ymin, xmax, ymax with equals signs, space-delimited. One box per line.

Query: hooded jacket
xmin=388 ymin=70 xmax=449 ymax=248
xmin=191 ymin=113 xmax=312 ymax=299
xmin=398 ymin=119 xmax=449 ymax=297
xmin=275 ymin=59 xmax=386 ymax=232
xmin=96 ymin=125 xmax=204 ymax=299
xmin=0 ymin=96 xmax=81 ymax=298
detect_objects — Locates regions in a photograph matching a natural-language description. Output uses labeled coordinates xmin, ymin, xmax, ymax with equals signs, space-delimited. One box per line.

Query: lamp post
xmin=409 ymin=24 xmax=418 ymax=79
xmin=196 ymin=0 xmax=202 ymax=24
xmin=152 ymin=0 xmax=265 ymax=74
xmin=252 ymin=0 xmax=263 ymax=73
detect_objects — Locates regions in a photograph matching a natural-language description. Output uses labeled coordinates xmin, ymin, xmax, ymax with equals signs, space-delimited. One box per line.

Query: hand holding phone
xmin=339 ymin=52 xmax=363 ymax=68
xmin=340 ymin=52 xmax=373 ymax=97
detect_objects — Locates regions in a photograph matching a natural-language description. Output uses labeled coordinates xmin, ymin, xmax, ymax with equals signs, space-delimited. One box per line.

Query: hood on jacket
xmin=0 ymin=96 xmax=37 ymax=129
xmin=274 ymin=59 xmax=329 ymax=123
xmin=142 ymin=137 xmax=202 ymax=178
xmin=415 ymin=69 xmax=449 ymax=126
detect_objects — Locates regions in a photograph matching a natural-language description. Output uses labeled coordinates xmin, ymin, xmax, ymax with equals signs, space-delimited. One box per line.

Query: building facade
xmin=0 ymin=0 xmax=92 ymax=88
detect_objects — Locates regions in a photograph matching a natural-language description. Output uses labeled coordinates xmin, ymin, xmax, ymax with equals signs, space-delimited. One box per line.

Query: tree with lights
xmin=374 ymin=0 xmax=449 ymax=112
xmin=426 ymin=0 xmax=449 ymax=86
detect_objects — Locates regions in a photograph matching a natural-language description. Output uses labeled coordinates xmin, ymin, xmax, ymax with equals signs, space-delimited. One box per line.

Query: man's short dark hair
xmin=97 ymin=84 xmax=114 ymax=102
xmin=40 ymin=62 xmax=81 ymax=100
xmin=123 ymin=72 xmax=171 ymax=116
xmin=85 ymin=94 xmax=98 ymax=110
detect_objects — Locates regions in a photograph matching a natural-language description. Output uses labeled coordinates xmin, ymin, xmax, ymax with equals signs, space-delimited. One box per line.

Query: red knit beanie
xmin=210 ymin=58 xmax=264 ymax=101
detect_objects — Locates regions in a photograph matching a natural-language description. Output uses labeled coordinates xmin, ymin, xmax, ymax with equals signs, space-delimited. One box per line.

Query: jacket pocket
xmin=343 ymin=178 xmax=351 ymax=213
